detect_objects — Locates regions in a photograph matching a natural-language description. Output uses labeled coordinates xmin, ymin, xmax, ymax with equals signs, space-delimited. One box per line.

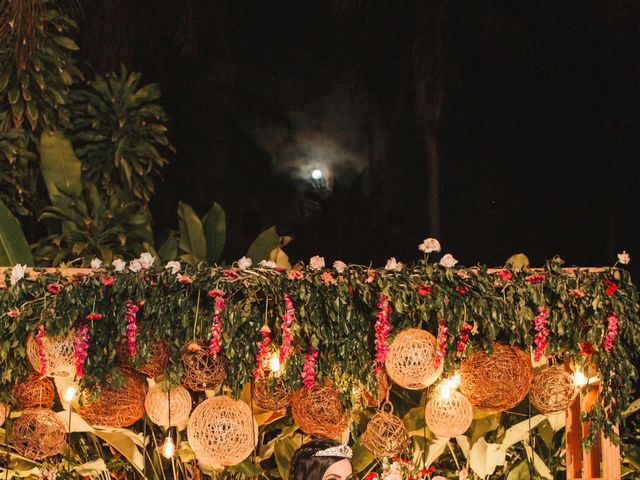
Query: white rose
xmin=309 ymin=255 xmax=325 ymax=270
xmin=385 ymin=257 xmax=403 ymax=271
xmin=112 ymin=259 xmax=126 ymax=272
xmin=439 ymin=253 xmax=458 ymax=268
xmin=238 ymin=256 xmax=252 ymax=270
xmin=165 ymin=261 xmax=181 ymax=274
xmin=259 ymin=260 xmax=276 ymax=268
xmin=128 ymin=259 xmax=142 ymax=272
xmin=90 ymin=258 xmax=102 ymax=269
xmin=333 ymin=260 xmax=347 ymax=273
xmin=618 ymin=251 xmax=630 ymax=265
xmin=139 ymin=252 xmax=154 ymax=269
xmin=419 ymin=237 xmax=441 ymax=253
xmin=10 ymin=263 xmax=26 ymax=286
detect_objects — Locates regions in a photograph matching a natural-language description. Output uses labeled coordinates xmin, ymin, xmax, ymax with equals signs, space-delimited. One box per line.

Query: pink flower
xmin=35 ymin=325 xmax=47 ymax=377
xmin=6 ymin=308 xmax=20 ymax=318
xmin=85 ymin=312 xmax=103 ymax=321
xmin=208 ymin=288 xmax=225 ymax=297
xmin=458 ymin=468 xmax=469 ymax=480
xmin=74 ymin=321 xmax=90 ymax=378
xmin=321 ymin=271 xmax=335 ymax=285
xmin=279 ymin=295 xmax=296 ymax=364
xmin=237 ymin=256 xmax=252 ymax=270
xmin=302 ymin=347 xmax=318 ymax=390
xmin=209 ymin=297 xmax=225 ymax=356
xmin=435 ymin=320 xmax=447 ymax=369
xmin=418 ymin=238 xmax=441 ymax=253
xmin=125 ymin=301 xmax=139 ymax=358
xmin=309 ymin=255 xmax=325 ymax=270
xmin=177 ymin=274 xmax=193 ymax=284
xmin=253 ymin=326 xmax=272 ymax=379
xmin=603 ymin=311 xmax=618 ymax=353
xmin=526 ymin=273 xmax=545 ymax=284
xmin=223 ymin=269 xmax=240 ymax=280
xmin=439 ymin=253 xmax=458 ymax=268
xmin=569 ymin=289 xmax=585 ymax=299
xmin=101 ymin=275 xmax=114 ymax=286
xmin=456 ymin=323 xmax=473 ymax=352
xmin=333 ymin=260 xmax=347 ymax=273
xmin=365 ymin=269 xmax=375 ymax=283
xmin=532 ymin=307 xmax=549 ymax=362
xmin=287 ymin=269 xmax=304 ymax=280
xmin=373 ymin=294 xmax=391 ymax=372
xmin=617 ymin=251 xmax=630 ymax=265
xmin=498 ymin=269 xmax=512 ymax=282
xmin=46 ymin=283 xmax=62 ymax=294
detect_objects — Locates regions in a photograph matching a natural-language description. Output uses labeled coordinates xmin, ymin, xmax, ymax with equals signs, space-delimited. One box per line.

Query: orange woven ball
xmin=291 ymin=385 xmax=348 ymax=439
xmin=12 ymin=372 xmax=55 ymax=409
xmin=26 ymin=333 xmax=75 ymax=377
xmin=117 ymin=339 xmax=170 ymax=379
xmin=385 ymin=329 xmax=441 ymax=390
xmin=362 ymin=410 xmax=410 ymax=458
xmin=253 ymin=377 xmax=292 ymax=411
xmin=459 ymin=343 xmax=533 ymax=412
xmin=180 ymin=341 xmax=227 ymax=391
xmin=530 ymin=366 xmax=577 ymax=414
xmin=425 ymin=390 xmax=473 ymax=437
xmin=11 ymin=408 xmax=66 ymax=460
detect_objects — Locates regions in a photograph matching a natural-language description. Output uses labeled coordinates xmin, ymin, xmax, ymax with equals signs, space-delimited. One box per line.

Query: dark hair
xmin=289 ymin=438 xmax=349 ymax=480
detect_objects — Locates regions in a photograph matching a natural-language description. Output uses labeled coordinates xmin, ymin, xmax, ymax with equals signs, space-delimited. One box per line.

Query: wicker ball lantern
xmin=385 ymin=329 xmax=441 ymax=390
xmin=187 ymin=396 xmax=257 ymax=466
xmin=180 ymin=341 xmax=227 ymax=391
xmin=145 ymin=383 xmax=192 ymax=427
xmin=425 ymin=390 xmax=473 ymax=437
xmin=362 ymin=408 xmax=410 ymax=458
xmin=117 ymin=339 xmax=170 ymax=379
xmin=77 ymin=369 xmax=146 ymax=427
xmin=0 ymin=403 xmax=9 ymax=427
xmin=10 ymin=408 xmax=66 ymax=460
xmin=529 ymin=366 xmax=577 ymax=414
xmin=26 ymin=333 xmax=75 ymax=377
xmin=253 ymin=377 xmax=292 ymax=411
xmin=459 ymin=343 xmax=533 ymax=412
xmin=291 ymin=385 xmax=348 ymax=439
xmin=12 ymin=372 xmax=55 ymax=409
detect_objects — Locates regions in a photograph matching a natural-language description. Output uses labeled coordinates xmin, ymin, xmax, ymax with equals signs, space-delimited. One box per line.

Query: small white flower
xmin=165 ymin=261 xmax=181 ymax=274
xmin=259 ymin=259 xmax=276 ymax=268
xmin=458 ymin=468 xmax=469 ymax=480
xmin=439 ymin=253 xmax=458 ymax=268
xmin=333 ymin=260 xmax=347 ymax=273
xmin=309 ymin=255 xmax=325 ymax=270
xmin=418 ymin=237 xmax=441 ymax=253
xmin=237 ymin=256 xmax=252 ymax=270
xmin=617 ymin=251 xmax=630 ymax=265
xmin=90 ymin=258 xmax=102 ymax=269
xmin=128 ymin=259 xmax=142 ymax=273
xmin=10 ymin=263 xmax=26 ymax=286
xmin=385 ymin=257 xmax=403 ymax=271
xmin=139 ymin=252 xmax=154 ymax=270
xmin=112 ymin=259 xmax=126 ymax=272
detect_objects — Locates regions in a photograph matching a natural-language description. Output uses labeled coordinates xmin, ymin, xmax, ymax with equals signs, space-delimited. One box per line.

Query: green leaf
xmin=177 ymin=202 xmax=206 ymax=265
xmin=247 ymin=226 xmax=281 ymax=264
xmin=0 ymin=199 xmax=34 ymax=266
xmin=274 ymin=435 xmax=302 ymax=480
xmin=203 ymin=202 xmax=226 ymax=265
xmin=270 ymin=246 xmax=291 ymax=269
xmin=506 ymin=253 xmax=530 ymax=270
xmin=351 ymin=437 xmax=375 ymax=473
xmin=469 ymin=438 xmax=506 ymax=479
xmin=506 ymin=461 xmax=531 ymax=480
xmin=39 ymin=131 xmax=83 ymax=205
xmin=158 ymin=231 xmax=178 ymax=261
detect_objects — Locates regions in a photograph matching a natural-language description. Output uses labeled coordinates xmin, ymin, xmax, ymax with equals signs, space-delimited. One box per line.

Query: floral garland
xmin=34 ymin=325 xmax=47 ymax=377
xmin=279 ymin=294 xmax=296 ymax=364
xmin=208 ymin=291 xmax=226 ymax=356
xmin=302 ymin=347 xmax=318 ymax=390
xmin=125 ymin=301 xmax=139 ymax=358
xmin=74 ymin=321 xmax=90 ymax=378
xmin=456 ymin=323 xmax=473 ymax=352
xmin=253 ymin=325 xmax=272 ymax=379
xmin=373 ymin=293 xmax=391 ymax=373
xmin=603 ymin=311 xmax=618 ymax=353
xmin=532 ymin=307 xmax=549 ymax=362
xmin=435 ymin=320 xmax=447 ymax=369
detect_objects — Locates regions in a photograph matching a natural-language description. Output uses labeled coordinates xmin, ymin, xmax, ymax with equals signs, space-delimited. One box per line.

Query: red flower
xmin=223 ymin=269 xmax=240 ymax=280
xmin=85 ymin=312 xmax=103 ymax=321
xmin=498 ymin=269 xmax=512 ymax=282
xmin=417 ymin=285 xmax=432 ymax=296
xmin=455 ymin=285 xmax=469 ymax=294
xmin=526 ymin=273 xmax=545 ymax=284
xmin=579 ymin=341 xmax=594 ymax=356
xmin=423 ymin=466 xmax=436 ymax=475
xmin=287 ymin=269 xmax=304 ymax=280
xmin=365 ymin=269 xmax=376 ymax=283
xmin=569 ymin=289 xmax=586 ymax=299
xmin=364 ymin=474 xmax=378 ymax=480
xmin=604 ymin=280 xmax=617 ymax=296
xmin=100 ymin=275 xmax=114 ymax=286
xmin=321 ymin=271 xmax=335 ymax=285
xmin=208 ymin=289 xmax=225 ymax=298
xmin=177 ymin=274 xmax=193 ymax=284
xmin=6 ymin=308 xmax=20 ymax=318
xmin=46 ymin=283 xmax=62 ymax=294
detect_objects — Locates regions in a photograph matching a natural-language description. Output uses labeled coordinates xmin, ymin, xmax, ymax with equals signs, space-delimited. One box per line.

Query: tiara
xmin=314 ymin=444 xmax=353 ymax=459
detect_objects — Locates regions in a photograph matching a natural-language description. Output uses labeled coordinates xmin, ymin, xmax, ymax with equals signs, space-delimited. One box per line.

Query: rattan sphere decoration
xmin=26 ymin=333 xmax=75 ymax=377
xmin=530 ymin=366 xmax=577 ymax=414
xmin=0 ymin=403 xmax=9 ymax=427
xmin=253 ymin=377 xmax=292 ymax=411
xmin=459 ymin=343 xmax=533 ymax=412
xmin=117 ymin=339 xmax=170 ymax=379
xmin=291 ymin=385 xmax=349 ymax=439
xmin=12 ymin=372 xmax=55 ymax=409
xmin=77 ymin=369 xmax=146 ymax=427
xmin=10 ymin=407 xmax=66 ymax=460
xmin=180 ymin=342 xmax=227 ymax=391
xmin=145 ymin=383 xmax=192 ymax=427
xmin=385 ymin=328 xmax=440 ymax=390
xmin=425 ymin=390 xmax=473 ymax=437
xmin=187 ymin=396 xmax=257 ymax=466
xmin=362 ymin=410 xmax=410 ymax=458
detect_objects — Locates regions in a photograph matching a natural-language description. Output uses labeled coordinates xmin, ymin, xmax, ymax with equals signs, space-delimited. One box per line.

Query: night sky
xmin=77 ymin=1 xmax=639 ymax=274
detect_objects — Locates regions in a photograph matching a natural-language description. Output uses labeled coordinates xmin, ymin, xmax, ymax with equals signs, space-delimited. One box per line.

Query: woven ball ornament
xmin=77 ymin=369 xmax=146 ymax=427
xmin=180 ymin=341 xmax=227 ymax=391
xmin=253 ymin=377 xmax=292 ymax=411
xmin=10 ymin=408 xmax=66 ymax=460
xmin=385 ymin=329 xmax=440 ymax=389
xmin=291 ymin=385 xmax=349 ymax=439
xmin=117 ymin=339 xmax=170 ymax=379
xmin=362 ymin=409 xmax=410 ymax=458
xmin=12 ymin=372 xmax=55 ymax=409
xmin=187 ymin=396 xmax=257 ymax=466
xmin=0 ymin=403 xmax=9 ymax=426
xmin=425 ymin=390 xmax=473 ymax=437
xmin=26 ymin=333 xmax=75 ymax=377
xmin=529 ymin=366 xmax=578 ymax=413
xmin=459 ymin=343 xmax=533 ymax=412
xmin=145 ymin=383 xmax=192 ymax=427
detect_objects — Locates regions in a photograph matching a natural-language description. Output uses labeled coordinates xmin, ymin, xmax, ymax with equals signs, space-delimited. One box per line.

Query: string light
xmin=162 ymin=432 xmax=175 ymax=459
xmin=448 ymin=372 xmax=461 ymax=389
xmin=439 ymin=382 xmax=452 ymax=400
xmin=63 ymin=385 xmax=77 ymax=403
xmin=573 ymin=367 xmax=588 ymax=388
xmin=269 ymin=353 xmax=281 ymax=374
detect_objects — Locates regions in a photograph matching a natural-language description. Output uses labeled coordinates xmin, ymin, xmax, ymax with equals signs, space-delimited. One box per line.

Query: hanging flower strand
xmin=35 ymin=325 xmax=47 ymax=377
xmin=373 ymin=293 xmax=391 ymax=373
xmin=603 ymin=311 xmax=618 ymax=353
xmin=302 ymin=347 xmax=318 ymax=390
xmin=279 ymin=294 xmax=296 ymax=364
xmin=532 ymin=307 xmax=549 ymax=361
xmin=209 ymin=294 xmax=226 ymax=356
xmin=125 ymin=301 xmax=139 ymax=359
xmin=435 ymin=320 xmax=448 ymax=369
xmin=253 ymin=325 xmax=272 ymax=379
xmin=74 ymin=321 xmax=90 ymax=378
xmin=456 ymin=323 xmax=473 ymax=352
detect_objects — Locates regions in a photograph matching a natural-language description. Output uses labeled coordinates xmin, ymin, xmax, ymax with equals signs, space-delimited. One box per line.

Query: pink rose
xmin=419 ymin=237 xmax=441 ymax=253
xmin=333 ymin=260 xmax=347 ymax=273
xmin=439 ymin=253 xmax=458 ymax=268
xmin=309 ymin=255 xmax=325 ymax=270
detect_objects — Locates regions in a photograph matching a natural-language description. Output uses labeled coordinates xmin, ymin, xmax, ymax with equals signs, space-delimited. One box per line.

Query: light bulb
xmin=269 ymin=354 xmax=281 ymax=373
xmin=448 ymin=372 xmax=461 ymax=389
xmin=162 ymin=435 xmax=175 ymax=459
xmin=573 ymin=367 xmax=588 ymax=388
xmin=440 ymin=383 xmax=451 ymax=400
xmin=311 ymin=169 xmax=323 ymax=180
xmin=63 ymin=385 xmax=77 ymax=402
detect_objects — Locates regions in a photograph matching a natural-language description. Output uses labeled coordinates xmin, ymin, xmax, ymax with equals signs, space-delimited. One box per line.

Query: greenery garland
xmin=1 ymin=256 xmax=638 ymax=448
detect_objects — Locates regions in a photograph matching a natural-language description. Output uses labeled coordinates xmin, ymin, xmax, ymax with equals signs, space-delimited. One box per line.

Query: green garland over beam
xmin=1 ymin=256 xmax=638 ymax=447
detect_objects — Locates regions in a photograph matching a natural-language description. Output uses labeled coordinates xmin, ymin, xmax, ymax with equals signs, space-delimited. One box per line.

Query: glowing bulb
xmin=573 ymin=367 xmax=588 ymax=388
xmin=269 ymin=354 xmax=281 ymax=373
xmin=63 ymin=385 xmax=77 ymax=403
xmin=162 ymin=435 xmax=175 ymax=459
xmin=440 ymin=383 xmax=451 ymax=400
xmin=311 ymin=169 xmax=323 ymax=180
xmin=448 ymin=372 xmax=461 ymax=389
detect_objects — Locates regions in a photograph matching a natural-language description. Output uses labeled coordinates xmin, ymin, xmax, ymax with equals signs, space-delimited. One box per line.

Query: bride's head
xmin=289 ymin=438 xmax=353 ymax=480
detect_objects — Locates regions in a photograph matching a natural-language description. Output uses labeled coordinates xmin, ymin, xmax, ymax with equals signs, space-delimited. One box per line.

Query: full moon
xmin=311 ymin=169 xmax=323 ymax=180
